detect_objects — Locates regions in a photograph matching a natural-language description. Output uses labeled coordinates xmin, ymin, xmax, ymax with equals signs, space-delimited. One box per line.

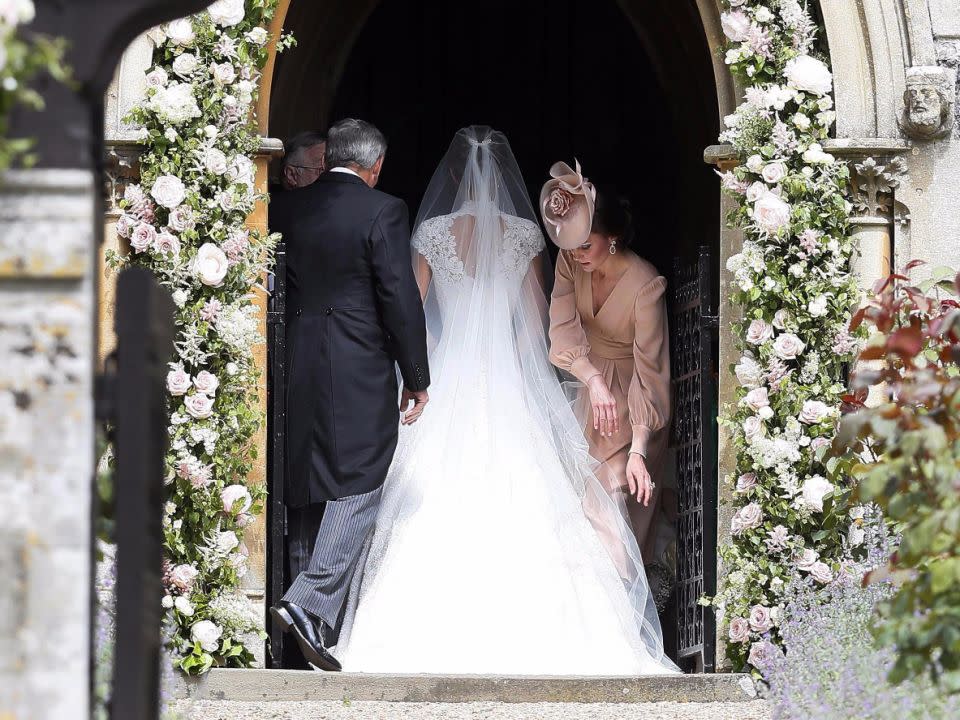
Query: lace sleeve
xmin=500 ymin=215 xmax=546 ymax=278
xmin=412 ymin=214 xmax=465 ymax=284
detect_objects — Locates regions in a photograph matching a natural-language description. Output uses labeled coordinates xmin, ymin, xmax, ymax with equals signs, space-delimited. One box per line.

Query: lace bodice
xmin=412 ymin=209 xmax=545 ymax=287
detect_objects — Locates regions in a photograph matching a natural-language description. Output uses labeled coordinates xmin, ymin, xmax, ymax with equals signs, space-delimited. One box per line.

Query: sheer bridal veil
xmin=408 ymin=126 xmax=676 ymax=670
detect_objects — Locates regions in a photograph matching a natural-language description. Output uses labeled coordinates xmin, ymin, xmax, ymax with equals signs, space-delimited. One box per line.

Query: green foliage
xmin=834 ymin=262 xmax=960 ymax=691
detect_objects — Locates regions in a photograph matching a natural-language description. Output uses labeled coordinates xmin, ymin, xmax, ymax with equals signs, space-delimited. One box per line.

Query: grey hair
xmin=325 ymin=119 xmax=387 ymax=170
xmin=281 ymin=130 xmax=327 ymax=172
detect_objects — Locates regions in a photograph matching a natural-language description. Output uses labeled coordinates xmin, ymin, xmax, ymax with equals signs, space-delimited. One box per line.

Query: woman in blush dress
xmin=543 ymin=162 xmax=671 ymax=565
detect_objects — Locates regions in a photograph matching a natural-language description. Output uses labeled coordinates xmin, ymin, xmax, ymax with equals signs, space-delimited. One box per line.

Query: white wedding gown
xmin=334 ymin=128 xmax=678 ymax=676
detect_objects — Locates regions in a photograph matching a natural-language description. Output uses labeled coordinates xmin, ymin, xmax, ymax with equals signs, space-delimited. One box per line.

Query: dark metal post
xmin=107 ymin=268 xmax=175 ymax=720
xmin=266 ymin=242 xmax=288 ymax=667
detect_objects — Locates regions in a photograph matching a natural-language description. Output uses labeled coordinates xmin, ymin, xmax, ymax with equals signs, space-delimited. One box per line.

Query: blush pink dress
xmin=549 ymin=249 xmax=671 ymax=562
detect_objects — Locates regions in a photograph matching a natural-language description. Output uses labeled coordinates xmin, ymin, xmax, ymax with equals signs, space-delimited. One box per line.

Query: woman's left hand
xmin=626 ymin=453 xmax=654 ymax=506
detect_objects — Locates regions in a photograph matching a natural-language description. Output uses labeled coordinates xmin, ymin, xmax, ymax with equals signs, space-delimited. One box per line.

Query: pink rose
xmin=728 ymin=617 xmax=751 ymax=644
xmin=773 ymin=333 xmax=805 ymax=360
xmin=548 ymin=187 xmax=574 ymax=218
xmin=744 ymin=387 xmax=770 ymax=412
xmin=130 ymin=222 xmax=157 ymax=253
xmin=193 ymin=371 xmax=219 ymax=396
xmin=748 ymin=640 xmax=779 ymax=671
xmin=236 ymin=512 xmax=255 ymax=528
xmin=794 ymin=547 xmax=819 ymax=572
xmin=753 ymin=191 xmax=792 ymax=235
xmin=735 ymin=473 xmax=757 ymax=494
xmin=743 ymin=416 xmax=765 ymax=442
xmin=184 ymin=393 xmax=214 ymax=420
xmin=749 ymin=605 xmax=774 ymax=633
xmin=169 ymin=563 xmax=199 ymax=592
xmin=221 ymin=484 xmax=252 ymax=513
xmin=154 ymin=231 xmax=181 ymax=256
xmin=167 ymin=366 xmax=191 ymax=396
xmin=145 ymin=67 xmax=168 ymax=88
xmin=746 ymin=319 xmax=774 ymax=346
xmin=810 ymin=561 xmax=833 ymax=584
xmin=762 ymin=162 xmax=787 ymax=184
xmin=731 ymin=502 xmax=762 ymax=535
xmin=811 ymin=437 xmax=831 ymax=453
xmin=168 ymin=205 xmax=195 ymax=233
xmin=116 ymin=214 xmax=136 ymax=239
xmin=799 ymin=400 xmax=832 ymax=424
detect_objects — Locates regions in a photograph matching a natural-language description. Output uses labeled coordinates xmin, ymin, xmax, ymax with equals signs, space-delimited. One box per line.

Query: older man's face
xmin=284 ymin=142 xmax=327 ymax=190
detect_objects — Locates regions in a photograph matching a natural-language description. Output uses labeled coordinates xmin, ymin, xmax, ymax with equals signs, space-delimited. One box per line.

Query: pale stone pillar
xmin=0 ymin=169 xmax=95 ymax=719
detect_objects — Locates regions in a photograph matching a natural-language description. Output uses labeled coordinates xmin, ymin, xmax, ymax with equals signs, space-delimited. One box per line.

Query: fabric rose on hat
xmin=547 ymin=187 xmax=574 ymax=218
xmin=194 ymin=243 xmax=229 ymax=287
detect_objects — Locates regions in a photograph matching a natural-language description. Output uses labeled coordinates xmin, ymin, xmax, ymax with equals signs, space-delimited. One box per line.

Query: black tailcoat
xmin=277 ymin=171 xmax=430 ymax=506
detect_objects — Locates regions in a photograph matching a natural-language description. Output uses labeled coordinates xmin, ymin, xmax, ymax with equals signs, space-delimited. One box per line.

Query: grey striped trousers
xmin=283 ymin=486 xmax=382 ymax=641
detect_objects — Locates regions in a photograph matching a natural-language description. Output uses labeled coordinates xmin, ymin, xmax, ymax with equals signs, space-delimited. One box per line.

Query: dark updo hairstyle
xmin=591 ymin=186 xmax=635 ymax=249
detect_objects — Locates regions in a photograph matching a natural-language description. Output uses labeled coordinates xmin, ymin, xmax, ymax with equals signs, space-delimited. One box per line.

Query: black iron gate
xmin=266 ymin=242 xmax=288 ymax=667
xmin=669 ymin=245 xmax=719 ymax=672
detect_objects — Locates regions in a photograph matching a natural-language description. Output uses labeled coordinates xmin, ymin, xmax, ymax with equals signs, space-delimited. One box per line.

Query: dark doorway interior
xmin=268 ymin=0 xmax=721 ymax=671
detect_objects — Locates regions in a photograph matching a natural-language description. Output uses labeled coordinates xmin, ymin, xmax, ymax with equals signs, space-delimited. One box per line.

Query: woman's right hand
xmin=587 ymin=375 xmax=618 ymax=438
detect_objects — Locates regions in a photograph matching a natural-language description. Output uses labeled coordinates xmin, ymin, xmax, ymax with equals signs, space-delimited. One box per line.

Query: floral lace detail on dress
xmin=412 ymin=214 xmax=465 ymax=285
xmin=499 ymin=215 xmax=545 ymax=279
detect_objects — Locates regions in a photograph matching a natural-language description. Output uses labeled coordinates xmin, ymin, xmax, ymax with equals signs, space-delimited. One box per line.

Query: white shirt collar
xmin=330 ymin=166 xmax=362 ymax=178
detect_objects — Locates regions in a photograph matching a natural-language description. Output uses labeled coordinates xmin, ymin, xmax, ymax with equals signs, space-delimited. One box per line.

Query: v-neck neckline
xmin=589 ymin=263 xmax=630 ymax=318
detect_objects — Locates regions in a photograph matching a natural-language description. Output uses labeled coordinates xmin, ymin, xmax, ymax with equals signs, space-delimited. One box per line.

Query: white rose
xmin=746 ymin=319 xmax=774 ymax=346
xmin=167 ymin=366 xmax=191 ymax=396
xmin=148 ymin=82 xmax=201 ymax=125
xmin=211 ymin=62 xmax=236 ymax=86
xmin=721 ymin=10 xmax=752 ymax=42
xmin=226 ymin=362 xmax=239 ymax=376
xmin=744 ymin=387 xmax=770 ymax=412
xmin=754 ymin=7 xmax=774 ymax=23
xmin=809 ymin=561 xmax=833 ymax=584
xmin=753 ymin=191 xmax=792 ymax=234
xmin=221 ymin=484 xmax=252 ymax=513
xmin=785 ymin=55 xmax=833 ymax=96
xmin=174 ymin=596 xmax=194 ymax=616
xmin=190 ymin=620 xmax=222 ymax=652
xmin=802 ymin=143 xmax=835 ymax=165
xmin=204 ymin=148 xmax=228 ymax=175
xmin=772 ymin=309 xmax=793 ymax=330
xmin=226 ymin=155 xmax=256 ymax=186
xmin=172 ymin=289 xmax=189 ymax=308
xmin=145 ymin=67 xmax=168 ymax=88
xmin=746 ymin=154 xmax=764 ymax=173
xmin=169 ymin=563 xmax=199 ymax=591
xmin=150 ymin=174 xmax=187 ymax=209
xmin=184 ymin=393 xmax=214 ymax=420
xmin=761 ymin=163 xmax=787 ymax=185
xmin=743 ymin=416 xmax=765 ymax=442
xmin=208 ymin=0 xmax=245 ymax=27
xmin=194 ymin=243 xmax=229 ymax=287
xmin=749 ymin=605 xmax=774 ymax=633
xmin=204 ymin=125 xmax=220 ymax=139
xmin=166 ymin=18 xmax=196 ymax=47
xmin=162 ymin=595 xmax=174 ymax=609
xmin=807 ymin=294 xmax=829 ymax=317
xmin=773 ymin=333 xmax=805 ymax=360
xmin=146 ymin=26 xmax=167 ymax=47
xmin=795 ymin=548 xmax=819 ymax=572
xmin=728 ymin=617 xmax=751 ymax=644
xmin=799 ymin=400 xmax=832 ymax=424
xmin=801 ymin=474 xmax=834 ymax=512
xmin=735 ymin=356 xmax=764 ymax=389
xmin=235 ymin=80 xmax=255 ymax=105
xmin=172 ymin=52 xmax=198 ymax=77
xmin=216 ymin=530 xmax=240 ymax=554
xmin=246 ymin=27 xmax=269 ymax=45
xmin=792 ymin=113 xmax=811 ymax=131
xmin=745 ymin=181 xmax=767 ymax=203
xmin=731 ymin=502 xmax=763 ymax=535
xmin=193 ymin=371 xmax=219 ymax=396
xmin=164 ymin=128 xmax=178 ymax=143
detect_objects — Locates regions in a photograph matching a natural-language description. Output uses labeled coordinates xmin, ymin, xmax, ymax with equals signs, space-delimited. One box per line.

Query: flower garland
xmin=107 ymin=0 xmax=288 ymax=674
xmin=0 ymin=0 xmax=68 ymax=169
xmin=713 ymin=0 xmax=862 ymax=671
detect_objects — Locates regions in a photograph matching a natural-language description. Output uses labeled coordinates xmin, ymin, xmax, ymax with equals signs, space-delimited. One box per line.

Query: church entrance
xmin=266 ymin=0 xmax=722 ymax=671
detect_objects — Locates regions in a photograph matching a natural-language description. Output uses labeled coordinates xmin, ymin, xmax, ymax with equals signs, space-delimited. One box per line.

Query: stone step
xmin=181 ymin=670 xmax=756 ymax=705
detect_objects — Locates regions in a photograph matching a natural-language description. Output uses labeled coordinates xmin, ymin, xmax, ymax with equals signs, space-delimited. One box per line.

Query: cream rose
xmin=208 ymin=0 xmax=245 ymax=27
xmin=204 ymin=148 xmax=228 ymax=175
xmin=190 ymin=620 xmax=222 ymax=652
xmin=801 ymin=474 xmax=834 ymax=512
xmin=192 ymin=371 xmax=220 ymax=396
xmin=174 ymin=596 xmax=194 ymax=617
xmin=728 ymin=617 xmax=751 ymax=644
xmin=221 ymin=484 xmax=252 ymax=514
xmin=721 ymin=10 xmax=751 ymax=42
xmin=746 ymin=319 xmax=774 ymax=346
xmin=194 ymin=243 xmax=230 ymax=287
xmin=761 ymin=162 xmax=787 ymax=184
xmin=166 ymin=366 xmax=191 ymax=396
xmin=753 ymin=191 xmax=792 ymax=234
xmin=215 ymin=530 xmax=240 ymax=554
xmin=773 ymin=333 xmax=805 ymax=360
xmin=749 ymin=605 xmax=774 ymax=633
xmin=150 ymin=174 xmax=186 ymax=209
xmin=166 ymin=18 xmax=196 ymax=47
xmin=246 ymin=27 xmax=269 ymax=45
xmin=211 ymin=62 xmax=236 ymax=86
xmin=808 ymin=294 xmax=829 ymax=317
xmin=172 ymin=52 xmax=198 ymax=77
xmin=746 ymin=154 xmax=764 ymax=173
xmin=184 ymin=393 xmax=214 ymax=420
xmin=785 ymin=55 xmax=832 ymax=96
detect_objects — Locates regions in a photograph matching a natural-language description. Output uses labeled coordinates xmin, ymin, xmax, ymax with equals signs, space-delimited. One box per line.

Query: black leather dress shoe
xmin=270 ymin=601 xmax=342 ymax=672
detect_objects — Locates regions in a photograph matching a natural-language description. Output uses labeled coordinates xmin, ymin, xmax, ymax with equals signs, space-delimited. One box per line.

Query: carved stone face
xmin=905 ymin=85 xmax=945 ymax=135
xmin=900 ymin=67 xmax=955 ymax=141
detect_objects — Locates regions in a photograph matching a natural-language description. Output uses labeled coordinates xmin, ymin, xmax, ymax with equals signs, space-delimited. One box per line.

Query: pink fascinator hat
xmin=539 ymin=160 xmax=596 ymax=250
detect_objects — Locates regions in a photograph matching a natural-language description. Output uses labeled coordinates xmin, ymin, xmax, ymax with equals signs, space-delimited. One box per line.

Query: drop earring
xmin=609 ymin=240 xmax=618 ymax=255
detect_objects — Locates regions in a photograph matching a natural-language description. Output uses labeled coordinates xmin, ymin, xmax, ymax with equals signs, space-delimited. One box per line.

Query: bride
xmin=335 ymin=127 xmax=678 ymax=675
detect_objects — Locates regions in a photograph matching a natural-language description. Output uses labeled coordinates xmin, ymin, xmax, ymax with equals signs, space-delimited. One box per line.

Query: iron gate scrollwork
xmin=266 ymin=242 xmax=288 ymax=667
xmin=670 ymin=245 xmax=718 ymax=672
